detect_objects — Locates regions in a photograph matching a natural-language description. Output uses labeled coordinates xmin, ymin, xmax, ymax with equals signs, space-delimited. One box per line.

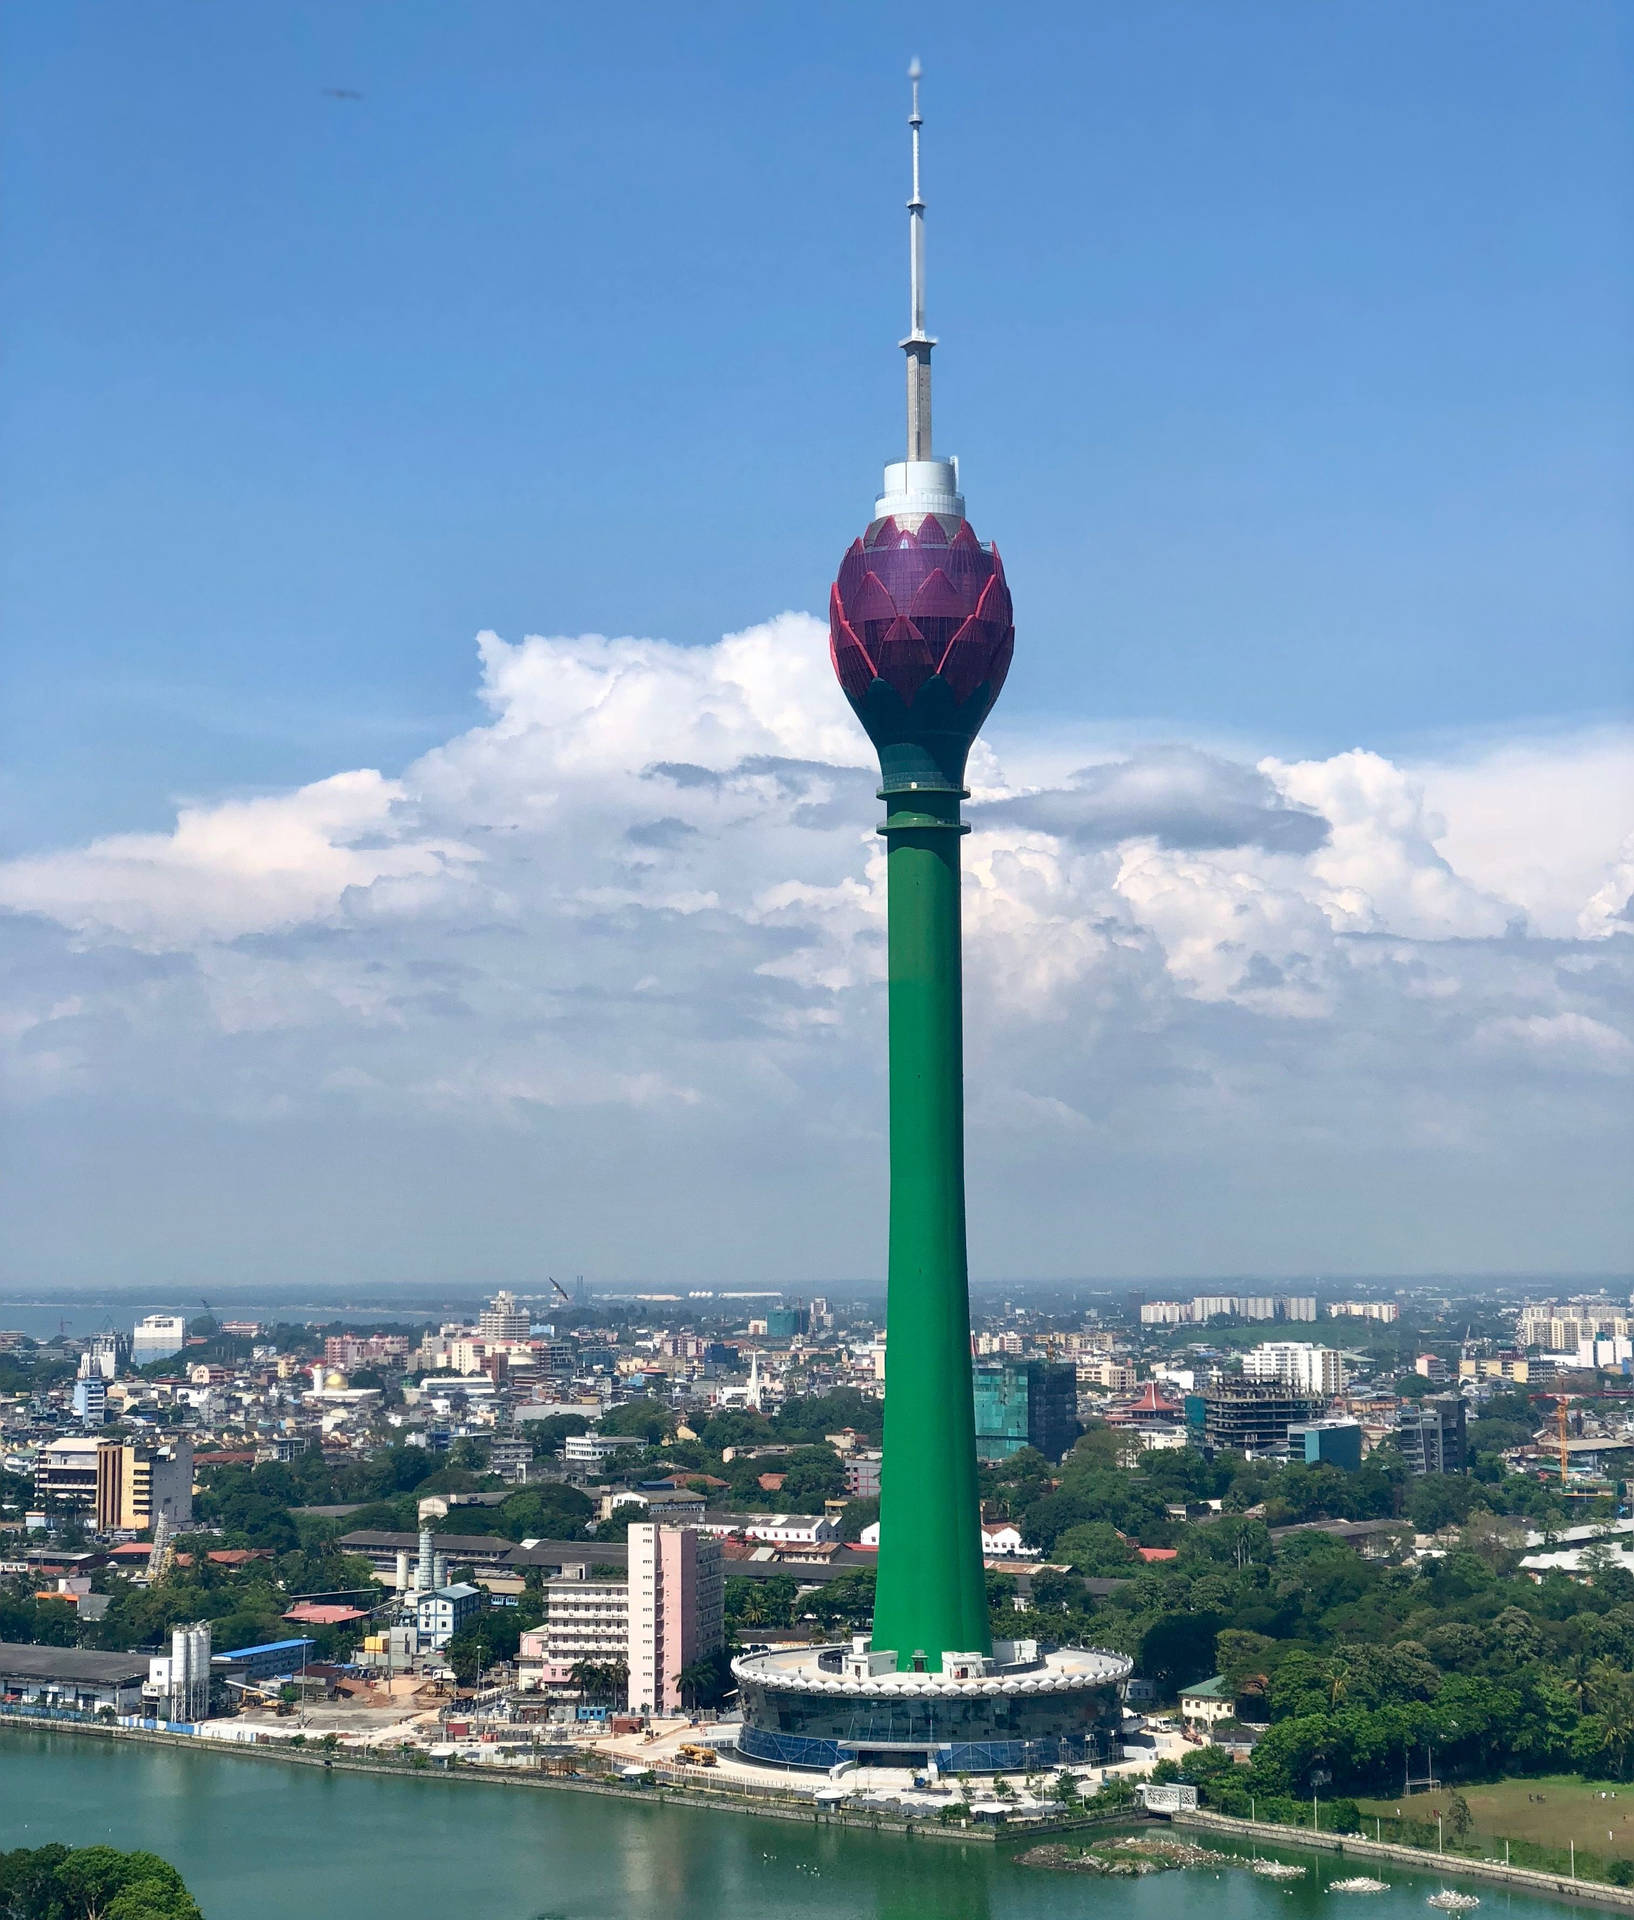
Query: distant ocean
xmin=0 ymin=1284 xmax=498 ymax=1341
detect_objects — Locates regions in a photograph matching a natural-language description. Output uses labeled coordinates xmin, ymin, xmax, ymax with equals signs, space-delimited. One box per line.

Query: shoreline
xmin=6 ymin=1717 xmax=1634 ymax=1909
xmin=1174 ymin=1809 xmax=1634 ymax=1913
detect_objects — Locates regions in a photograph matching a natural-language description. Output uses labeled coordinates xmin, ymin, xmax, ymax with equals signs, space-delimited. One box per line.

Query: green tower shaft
xmin=868 ymin=785 xmax=992 ymax=1670
xmin=825 ymin=65 xmax=1015 ymax=1676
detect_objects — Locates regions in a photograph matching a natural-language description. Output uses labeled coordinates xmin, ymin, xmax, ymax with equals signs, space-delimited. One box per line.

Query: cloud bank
xmin=3 ymin=616 xmax=1631 ymax=1284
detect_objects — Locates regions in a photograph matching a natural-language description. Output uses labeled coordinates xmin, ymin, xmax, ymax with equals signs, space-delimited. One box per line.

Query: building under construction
xmin=1202 ymin=1381 xmax=1320 ymax=1460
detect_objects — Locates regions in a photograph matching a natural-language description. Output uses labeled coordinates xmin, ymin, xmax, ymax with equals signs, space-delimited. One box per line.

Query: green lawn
xmin=1357 ymin=1777 xmax=1634 ymax=1861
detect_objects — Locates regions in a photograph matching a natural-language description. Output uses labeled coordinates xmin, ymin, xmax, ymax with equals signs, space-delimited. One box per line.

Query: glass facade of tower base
xmin=736 ymin=1721 xmax=1118 ymax=1774
xmin=733 ymin=1644 xmax=1130 ymax=1773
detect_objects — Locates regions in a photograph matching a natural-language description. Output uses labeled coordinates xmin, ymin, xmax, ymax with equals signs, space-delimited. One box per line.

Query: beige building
xmin=1460 ymin=1356 xmax=1530 ymax=1383
xmin=1179 ymin=1675 xmax=1236 ymax=1725
xmin=34 ymin=1438 xmax=192 ymax=1531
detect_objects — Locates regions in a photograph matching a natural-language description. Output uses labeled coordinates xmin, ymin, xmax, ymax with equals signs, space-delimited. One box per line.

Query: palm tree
xmin=568 ymin=1658 xmax=626 ymax=1706
xmin=1589 ymin=1660 xmax=1634 ymax=1778
xmin=678 ymin=1658 xmax=718 ymax=1711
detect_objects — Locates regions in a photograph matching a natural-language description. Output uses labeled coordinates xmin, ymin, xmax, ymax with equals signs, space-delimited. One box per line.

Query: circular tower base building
xmin=733 ymin=1639 xmax=1132 ymax=1774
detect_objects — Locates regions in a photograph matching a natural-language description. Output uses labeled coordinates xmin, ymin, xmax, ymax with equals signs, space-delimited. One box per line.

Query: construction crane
xmin=1527 ymin=1388 xmax=1634 ymax=1487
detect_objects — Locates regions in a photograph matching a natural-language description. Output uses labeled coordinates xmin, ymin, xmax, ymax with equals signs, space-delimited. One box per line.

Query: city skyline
xmin=1 ymin=3 xmax=1629 ymax=1286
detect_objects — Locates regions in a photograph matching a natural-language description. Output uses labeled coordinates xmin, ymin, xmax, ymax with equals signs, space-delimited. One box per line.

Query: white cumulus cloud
xmin=2 ymin=614 xmax=1631 ymax=1282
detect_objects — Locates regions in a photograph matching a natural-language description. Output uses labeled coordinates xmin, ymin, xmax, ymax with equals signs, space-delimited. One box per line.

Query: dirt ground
xmin=1358 ymin=1777 xmax=1634 ymax=1858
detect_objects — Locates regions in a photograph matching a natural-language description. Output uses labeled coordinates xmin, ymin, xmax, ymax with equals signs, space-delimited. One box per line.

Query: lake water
xmin=0 ymin=1729 xmax=1590 ymax=1920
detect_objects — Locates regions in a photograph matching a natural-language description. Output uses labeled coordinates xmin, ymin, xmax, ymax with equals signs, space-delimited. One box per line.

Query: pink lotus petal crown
xmin=828 ymin=515 xmax=1014 ymax=712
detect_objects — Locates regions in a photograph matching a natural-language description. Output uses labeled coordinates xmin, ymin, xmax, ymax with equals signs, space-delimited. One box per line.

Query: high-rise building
xmin=1243 ymin=1342 xmax=1347 ymax=1396
xmin=972 ymin=1360 xmax=1081 ymax=1464
xmin=1328 ymin=1300 xmax=1400 ymax=1324
xmin=132 ymin=1315 xmax=187 ymax=1363
xmin=478 ymin=1291 xmax=531 ymax=1341
xmin=36 ymin=1437 xmax=194 ymax=1537
xmin=1396 ymin=1395 xmax=1466 ymax=1476
xmin=78 ymin=1331 xmax=129 ymax=1380
xmin=520 ymin=1576 xmax=630 ymax=1694
xmin=71 ymin=1377 xmax=107 ymax=1427
xmin=1202 ymin=1382 xmax=1320 ymax=1459
xmin=733 ymin=70 xmax=1131 ymax=1776
xmin=626 ymin=1523 xmax=724 ymax=1715
xmin=95 ymin=1440 xmax=194 ymax=1532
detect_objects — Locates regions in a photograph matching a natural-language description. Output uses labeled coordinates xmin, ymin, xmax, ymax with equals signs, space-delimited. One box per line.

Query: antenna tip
xmin=908 ymin=57 xmax=922 ymax=81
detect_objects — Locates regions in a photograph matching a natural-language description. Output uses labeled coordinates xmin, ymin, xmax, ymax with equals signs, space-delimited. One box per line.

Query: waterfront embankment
xmin=1175 ymin=1808 xmax=1634 ymax=1913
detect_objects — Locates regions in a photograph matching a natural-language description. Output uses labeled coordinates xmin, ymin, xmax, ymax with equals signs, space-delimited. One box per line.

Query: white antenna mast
xmin=902 ymin=59 xmax=934 ymax=462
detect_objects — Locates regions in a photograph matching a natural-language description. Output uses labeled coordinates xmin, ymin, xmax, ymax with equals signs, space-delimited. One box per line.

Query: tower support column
xmin=870 ymin=783 xmax=991 ymax=1671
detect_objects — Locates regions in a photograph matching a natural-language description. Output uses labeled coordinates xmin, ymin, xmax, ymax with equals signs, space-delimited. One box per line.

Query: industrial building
xmin=415 ymin=1583 xmax=483 ymax=1649
xmin=216 ymin=1638 xmax=316 ymax=1684
xmin=0 ymin=1642 xmax=150 ymax=1714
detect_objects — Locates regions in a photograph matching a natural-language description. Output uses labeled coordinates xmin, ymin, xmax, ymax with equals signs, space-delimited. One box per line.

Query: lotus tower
xmin=731 ymin=69 xmax=1129 ymax=1774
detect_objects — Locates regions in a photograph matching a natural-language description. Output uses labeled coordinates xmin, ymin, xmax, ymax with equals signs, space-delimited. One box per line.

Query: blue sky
xmin=1 ymin=3 xmax=1630 ymax=1286
xmin=4 ymin=0 xmax=1628 ymax=851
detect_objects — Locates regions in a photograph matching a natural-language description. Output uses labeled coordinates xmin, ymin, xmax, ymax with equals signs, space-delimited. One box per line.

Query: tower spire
xmin=903 ymin=59 xmax=934 ymax=462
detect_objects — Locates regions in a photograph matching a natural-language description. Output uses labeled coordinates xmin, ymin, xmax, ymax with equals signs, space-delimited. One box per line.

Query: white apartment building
xmin=626 ymin=1523 xmax=724 ymax=1715
xmin=1141 ymin=1295 xmax=1316 ymax=1327
xmin=1243 ymin=1342 xmax=1346 ymax=1396
xmin=564 ymin=1431 xmax=647 ymax=1469
xmin=1519 ymin=1300 xmax=1631 ymax=1351
xmin=694 ymin=1512 xmax=838 ymax=1546
xmin=520 ymin=1576 xmax=631 ymax=1692
xmin=478 ymin=1291 xmax=532 ymax=1342
xmin=1327 ymin=1301 xmax=1400 ymax=1324
xmin=132 ymin=1315 xmax=187 ymax=1362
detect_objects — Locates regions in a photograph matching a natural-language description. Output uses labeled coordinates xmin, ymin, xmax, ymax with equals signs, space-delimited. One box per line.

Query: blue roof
xmin=218 ymin=1638 xmax=316 ymax=1659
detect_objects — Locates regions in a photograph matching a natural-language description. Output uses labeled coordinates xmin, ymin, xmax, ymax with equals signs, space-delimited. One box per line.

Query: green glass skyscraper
xmin=826 ymin=63 xmax=1014 ymax=1674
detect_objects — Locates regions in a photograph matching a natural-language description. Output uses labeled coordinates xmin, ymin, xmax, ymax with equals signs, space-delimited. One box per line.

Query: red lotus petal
xmin=915 ymin=514 xmax=950 ymax=547
xmin=909 ymin=566 xmax=969 ymax=623
xmin=836 ymin=538 xmax=869 ymax=602
xmin=937 ymin=612 xmax=998 ymax=705
xmin=845 ymin=570 xmax=899 ymax=629
xmin=972 ymin=571 xmax=1010 ymax=627
xmin=873 ymin=614 xmax=935 ymax=702
xmin=985 ymin=625 xmax=1015 ymax=700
